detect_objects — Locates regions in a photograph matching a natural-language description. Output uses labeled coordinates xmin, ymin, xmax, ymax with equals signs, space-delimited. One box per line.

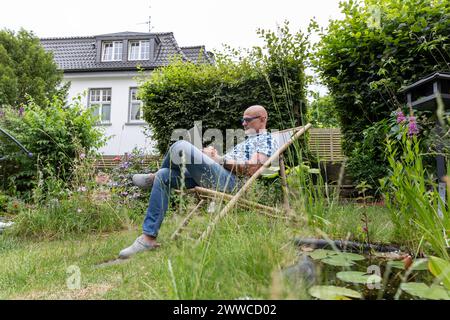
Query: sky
xmin=0 ymin=0 xmax=343 ymax=50
xmin=0 ymin=0 xmax=345 ymax=94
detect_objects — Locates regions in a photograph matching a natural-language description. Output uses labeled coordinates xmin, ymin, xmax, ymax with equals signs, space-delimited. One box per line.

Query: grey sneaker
xmin=132 ymin=173 xmax=156 ymax=190
xmin=118 ymin=235 xmax=160 ymax=259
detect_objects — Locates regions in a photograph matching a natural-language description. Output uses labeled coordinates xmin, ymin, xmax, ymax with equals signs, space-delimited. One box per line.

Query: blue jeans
xmin=142 ymin=140 xmax=238 ymax=237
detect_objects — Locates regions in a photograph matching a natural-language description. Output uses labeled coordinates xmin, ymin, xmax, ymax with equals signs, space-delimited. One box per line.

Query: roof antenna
xmin=137 ymin=1 xmax=154 ymax=32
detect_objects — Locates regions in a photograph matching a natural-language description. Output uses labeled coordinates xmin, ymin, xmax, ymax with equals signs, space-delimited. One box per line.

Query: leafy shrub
xmin=346 ymin=118 xmax=391 ymax=193
xmin=347 ymin=108 xmax=442 ymax=192
xmin=4 ymin=147 xmax=155 ymax=239
xmin=313 ymin=0 xmax=450 ymax=161
xmin=140 ymin=23 xmax=309 ymax=153
xmin=0 ymin=95 xmax=106 ymax=196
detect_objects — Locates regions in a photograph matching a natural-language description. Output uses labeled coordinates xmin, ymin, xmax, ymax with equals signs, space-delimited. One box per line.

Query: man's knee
xmin=169 ymin=140 xmax=193 ymax=164
xmin=170 ymin=140 xmax=193 ymax=153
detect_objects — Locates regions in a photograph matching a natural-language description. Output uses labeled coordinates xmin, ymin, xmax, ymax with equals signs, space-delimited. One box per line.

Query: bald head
xmin=244 ymin=105 xmax=268 ymax=119
xmin=242 ymin=105 xmax=268 ymax=134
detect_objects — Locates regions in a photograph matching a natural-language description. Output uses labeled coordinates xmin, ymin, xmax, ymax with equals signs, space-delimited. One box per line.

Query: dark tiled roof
xmin=181 ymin=46 xmax=215 ymax=64
xmin=40 ymin=32 xmax=211 ymax=73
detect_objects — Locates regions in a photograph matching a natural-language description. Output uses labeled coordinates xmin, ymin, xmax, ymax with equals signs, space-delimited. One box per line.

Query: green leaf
xmin=387 ymin=261 xmax=405 ymax=270
xmin=309 ymin=285 xmax=362 ymax=300
xmin=388 ymin=259 xmax=429 ymax=271
xmin=400 ymin=282 xmax=450 ymax=300
xmin=308 ymin=249 xmax=338 ymax=260
xmin=308 ymin=249 xmax=365 ymax=265
xmin=321 ymin=255 xmax=355 ymax=267
xmin=410 ymin=259 xmax=429 ymax=271
xmin=338 ymin=252 xmax=365 ymax=261
xmin=261 ymin=166 xmax=280 ymax=179
xmin=337 ymin=271 xmax=382 ymax=284
xmin=428 ymin=256 xmax=450 ymax=290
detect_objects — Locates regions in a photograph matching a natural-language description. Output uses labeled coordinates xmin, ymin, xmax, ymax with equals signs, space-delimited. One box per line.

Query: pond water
xmin=313 ymin=256 xmax=434 ymax=300
xmin=287 ymin=248 xmax=438 ymax=300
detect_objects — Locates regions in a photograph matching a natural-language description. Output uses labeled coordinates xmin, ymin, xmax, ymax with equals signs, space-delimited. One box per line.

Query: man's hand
xmin=202 ymin=146 xmax=217 ymax=157
xmin=202 ymin=146 xmax=222 ymax=163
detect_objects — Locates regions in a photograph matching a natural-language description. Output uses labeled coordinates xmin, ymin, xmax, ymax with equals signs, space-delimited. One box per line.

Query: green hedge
xmin=140 ymin=24 xmax=309 ymax=153
xmin=314 ymin=0 xmax=450 ymax=183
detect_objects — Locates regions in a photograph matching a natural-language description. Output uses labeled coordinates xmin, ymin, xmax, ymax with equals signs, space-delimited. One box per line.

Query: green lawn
xmin=0 ymin=203 xmax=394 ymax=300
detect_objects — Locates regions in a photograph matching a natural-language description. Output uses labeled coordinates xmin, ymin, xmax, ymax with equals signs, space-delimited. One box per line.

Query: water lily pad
xmin=321 ymin=255 xmax=355 ymax=267
xmin=308 ymin=249 xmax=365 ymax=262
xmin=309 ymin=249 xmax=338 ymax=260
xmin=400 ymin=282 xmax=450 ymax=300
xmin=338 ymin=252 xmax=365 ymax=261
xmin=337 ymin=271 xmax=382 ymax=284
xmin=309 ymin=285 xmax=362 ymax=300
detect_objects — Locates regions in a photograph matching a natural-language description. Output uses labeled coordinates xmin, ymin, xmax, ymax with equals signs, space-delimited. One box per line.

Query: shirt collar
xmin=245 ymin=129 xmax=268 ymax=138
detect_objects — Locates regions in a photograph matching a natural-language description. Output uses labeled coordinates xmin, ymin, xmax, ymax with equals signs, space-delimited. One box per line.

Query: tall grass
xmin=381 ymin=129 xmax=450 ymax=259
xmin=8 ymin=193 xmax=136 ymax=240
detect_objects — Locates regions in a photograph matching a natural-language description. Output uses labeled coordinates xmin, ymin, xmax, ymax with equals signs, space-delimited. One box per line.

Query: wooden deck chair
xmin=170 ymin=123 xmax=312 ymax=242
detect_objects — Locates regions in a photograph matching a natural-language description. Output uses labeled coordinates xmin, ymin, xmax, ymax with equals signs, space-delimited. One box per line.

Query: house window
xmin=128 ymin=40 xmax=150 ymax=61
xmin=102 ymin=41 xmax=123 ymax=61
xmin=89 ymin=88 xmax=111 ymax=123
xmin=129 ymin=88 xmax=144 ymax=122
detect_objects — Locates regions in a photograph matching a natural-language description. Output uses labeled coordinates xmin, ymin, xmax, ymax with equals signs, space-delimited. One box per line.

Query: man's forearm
xmin=222 ymin=159 xmax=261 ymax=176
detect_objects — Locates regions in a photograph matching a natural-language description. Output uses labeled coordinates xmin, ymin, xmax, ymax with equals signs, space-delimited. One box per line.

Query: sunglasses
xmin=241 ymin=116 xmax=261 ymax=123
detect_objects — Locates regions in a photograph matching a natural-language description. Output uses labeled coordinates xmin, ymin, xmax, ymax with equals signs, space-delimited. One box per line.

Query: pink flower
xmin=408 ymin=116 xmax=419 ymax=136
xmin=79 ymin=153 xmax=86 ymax=159
xmin=77 ymin=186 xmax=87 ymax=192
xmin=396 ymin=111 xmax=406 ymax=124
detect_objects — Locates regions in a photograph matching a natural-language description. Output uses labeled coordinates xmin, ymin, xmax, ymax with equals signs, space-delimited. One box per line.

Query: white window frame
xmin=101 ymin=41 xmax=123 ymax=61
xmin=128 ymin=88 xmax=145 ymax=123
xmin=89 ymin=88 xmax=112 ymax=124
xmin=128 ymin=40 xmax=150 ymax=61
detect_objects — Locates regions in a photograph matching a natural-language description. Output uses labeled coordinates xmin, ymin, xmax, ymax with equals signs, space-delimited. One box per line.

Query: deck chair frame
xmin=170 ymin=123 xmax=312 ymax=242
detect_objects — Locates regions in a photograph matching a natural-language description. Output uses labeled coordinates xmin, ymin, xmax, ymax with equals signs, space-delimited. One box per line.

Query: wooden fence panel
xmin=94 ymin=155 xmax=159 ymax=170
xmin=308 ymin=128 xmax=344 ymax=162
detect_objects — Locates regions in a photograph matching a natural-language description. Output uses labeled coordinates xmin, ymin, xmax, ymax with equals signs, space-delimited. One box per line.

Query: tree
xmin=314 ymin=0 xmax=450 ymax=153
xmin=0 ymin=28 xmax=64 ymax=107
xmin=313 ymin=0 xmax=450 ymax=186
xmin=307 ymin=93 xmax=340 ymax=128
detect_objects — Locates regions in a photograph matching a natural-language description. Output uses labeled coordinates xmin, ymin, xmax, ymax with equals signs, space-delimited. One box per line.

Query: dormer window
xmin=128 ymin=40 xmax=150 ymax=61
xmin=102 ymin=41 xmax=123 ymax=61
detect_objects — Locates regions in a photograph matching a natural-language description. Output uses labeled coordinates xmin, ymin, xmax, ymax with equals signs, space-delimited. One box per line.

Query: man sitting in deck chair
xmin=119 ymin=105 xmax=278 ymax=258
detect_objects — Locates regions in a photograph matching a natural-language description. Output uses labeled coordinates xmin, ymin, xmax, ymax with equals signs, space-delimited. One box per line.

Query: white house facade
xmin=40 ymin=32 xmax=214 ymax=155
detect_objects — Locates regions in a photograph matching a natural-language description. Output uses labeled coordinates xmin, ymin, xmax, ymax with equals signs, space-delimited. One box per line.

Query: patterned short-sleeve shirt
xmin=223 ymin=132 xmax=278 ymax=162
